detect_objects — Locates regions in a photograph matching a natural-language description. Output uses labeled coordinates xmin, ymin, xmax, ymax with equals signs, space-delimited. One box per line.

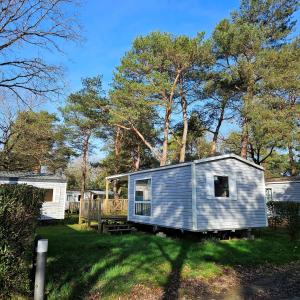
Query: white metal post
xmin=34 ymin=239 xmax=48 ymax=300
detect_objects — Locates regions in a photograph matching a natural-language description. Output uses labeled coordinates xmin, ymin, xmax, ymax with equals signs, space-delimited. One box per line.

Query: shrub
xmin=267 ymin=201 xmax=300 ymax=240
xmin=0 ymin=184 xmax=44 ymax=298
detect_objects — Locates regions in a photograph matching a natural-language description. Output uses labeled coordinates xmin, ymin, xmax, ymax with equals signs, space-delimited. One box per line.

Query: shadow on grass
xmin=155 ymin=241 xmax=191 ymax=300
xmin=38 ymin=224 xmax=300 ymax=300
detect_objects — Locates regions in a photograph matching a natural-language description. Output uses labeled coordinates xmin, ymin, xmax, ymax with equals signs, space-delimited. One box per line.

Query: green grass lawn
xmin=37 ymin=222 xmax=300 ymax=300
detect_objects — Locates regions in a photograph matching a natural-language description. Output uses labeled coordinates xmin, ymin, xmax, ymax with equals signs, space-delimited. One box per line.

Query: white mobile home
xmin=0 ymin=171 xmax=67 ymax=220
xmin=106 ymin=154 xmax=268 ymax=232
xmin=265 ymin=177 xmax=300 ymax=203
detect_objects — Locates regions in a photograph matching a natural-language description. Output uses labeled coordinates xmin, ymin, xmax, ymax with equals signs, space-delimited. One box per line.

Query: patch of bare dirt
xmin=126 ymin=262 xmax=300 ymax=300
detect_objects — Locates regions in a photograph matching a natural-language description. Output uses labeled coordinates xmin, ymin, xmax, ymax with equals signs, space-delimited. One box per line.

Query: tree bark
xmin=112 ymin=179 xmax=120 ymax=200
xmin=161 ymin=106 xmax=171 ymax=166
xmin=79 ymin=130 xmax=91 ymax=224
xmin=134 ymin=144 xmax=141 ymax=171
xmin=211 ymin=102 xmax=226 ymax=155
xmin=179 ymin=76 xmax=188 ymax=163
xmin=240 ymin=121 xmax=249 ymax=159
xmin=161 ymin=71 xmax=181 ymax=166
xmin=288 ymin=145 xmax=297 ymax=176
xmin=130 ymin=125 xmax=162 ymax=162
xmin=114 ymin=126 xmax=122 ymax=174
xmin=240 ymin=78 xmax=254 ymax=159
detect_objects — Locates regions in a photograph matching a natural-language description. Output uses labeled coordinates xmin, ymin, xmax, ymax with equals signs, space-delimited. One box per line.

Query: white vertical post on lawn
xmin=34 ymin=239 xmax=48 ymax=300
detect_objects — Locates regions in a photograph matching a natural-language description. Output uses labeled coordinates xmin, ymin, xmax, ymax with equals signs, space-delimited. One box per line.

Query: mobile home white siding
xmin=266 ymin=181 xmax=300 ymax=203
xmin=128 ymin=165 xmax=193 ymax=230
xmin=0 ymin=178 xmax=67 ymax=220
xmin=195 ymin=159 xmax=267 ymax=231
xmin=127 ymin=156 xmax=267 ymax=231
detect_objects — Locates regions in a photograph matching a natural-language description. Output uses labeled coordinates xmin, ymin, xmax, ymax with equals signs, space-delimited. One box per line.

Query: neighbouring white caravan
xmin=0 ymin=171 xmax=67 ymax=220
xmin=106 ymin=154 xmax=268 ymax=232
xmin=265 ymin=177 xmax=300 ymax=203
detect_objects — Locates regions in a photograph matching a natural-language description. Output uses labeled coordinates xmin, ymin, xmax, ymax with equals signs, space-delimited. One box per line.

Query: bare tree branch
xmin=0 ymin=0 xmax=81 ymax=103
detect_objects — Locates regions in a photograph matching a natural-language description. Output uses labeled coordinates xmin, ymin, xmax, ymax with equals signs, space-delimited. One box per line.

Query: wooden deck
xmin=79 ymin=198 xmax=128 ymax=232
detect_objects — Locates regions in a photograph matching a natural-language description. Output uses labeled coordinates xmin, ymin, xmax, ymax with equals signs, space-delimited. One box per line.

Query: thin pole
xmin=97 ymin=198 xmax=102 ymax=233
xmin=87 ymin=192 xmax=92 ymax=227
xmin=34 ymin=239 xmax=48 ymax=300
xmin=105 ymin=179 xmax=109 ymax=215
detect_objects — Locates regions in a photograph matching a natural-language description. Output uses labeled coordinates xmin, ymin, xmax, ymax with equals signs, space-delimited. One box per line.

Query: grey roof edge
xmin=193 ymin=153 xmax=264 ymax=170
xmin=0 ymin=173 xmax=67 ymax=183
xmin=106 ymin=153 xmax=264 ymax=180
xmin=266 ymin=177 xmax=300 ymax=183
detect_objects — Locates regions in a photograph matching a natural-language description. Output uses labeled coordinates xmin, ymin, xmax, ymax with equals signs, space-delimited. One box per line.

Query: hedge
xmin=267 ymin=200 xmax=300 ymax=240
xmin=0 ymin=184 xmax=44 ymax=298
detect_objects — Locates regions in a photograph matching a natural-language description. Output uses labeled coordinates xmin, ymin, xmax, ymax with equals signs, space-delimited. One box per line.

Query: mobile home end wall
xmin=195 ymin=159 xmax=267 ymax=231
xmin=0 ymin=179 xmax=66 ymax=219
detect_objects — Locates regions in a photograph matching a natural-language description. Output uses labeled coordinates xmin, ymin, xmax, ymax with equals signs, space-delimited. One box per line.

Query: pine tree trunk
xmin=134 ymin=144 xmax=141 ymax=171
xmin=161 ymin=107 xmax=171 ymax=166
xmin=179 ymin=76 xmax=188 ymax=163
xmin=240 ymin=119 xmax=249 ymax=159
xmin=211 ymin=104 xmax=225 ymax=155
xmin=211 ymin=138 xmax=217 ymax=155
xmin=79 ymin=132 xmax=90 ymax=224
xmin=114 ymin=126 xmax=122 ymax=174
xmin=112 ymin=180 xmax=120 ymax=200
xmin=288 ymin=145 xmax=297 ymax=176
xmin=240 ymin=78 xmax=254 ymax=159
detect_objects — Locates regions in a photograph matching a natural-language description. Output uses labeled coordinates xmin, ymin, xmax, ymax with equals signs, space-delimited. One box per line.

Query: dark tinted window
xmin=214 ymin=176 xmax=229 ymax=197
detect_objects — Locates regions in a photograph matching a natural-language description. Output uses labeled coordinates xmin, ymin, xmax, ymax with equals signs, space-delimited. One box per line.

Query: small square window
xmin=214 ymin=176 xmax=229 ymax=197
xmin=44 ymin=189 xmax=53 ymax=202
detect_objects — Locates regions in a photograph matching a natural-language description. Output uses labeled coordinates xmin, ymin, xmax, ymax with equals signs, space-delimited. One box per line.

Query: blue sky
xmin=43 ymin=0 xmax=241 ymax=112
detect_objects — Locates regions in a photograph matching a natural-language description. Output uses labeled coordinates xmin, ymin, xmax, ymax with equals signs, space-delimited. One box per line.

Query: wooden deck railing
xmin=81 ymin=198 xmax=128 ymax=221
xmin=67 ymin=201 xmax=80 ymax=213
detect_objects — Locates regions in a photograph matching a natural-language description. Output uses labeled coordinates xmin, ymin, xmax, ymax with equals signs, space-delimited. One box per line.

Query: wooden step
xmin=107 ymin=228 xmax=133 ymax=232
xmin=102 ymin=223 xmax=133 ymax=234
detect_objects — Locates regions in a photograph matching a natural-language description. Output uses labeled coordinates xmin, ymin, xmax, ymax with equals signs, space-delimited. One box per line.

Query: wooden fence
xmin=68 ymin=202 xmax=80 ymax=213
xmin=80 ymin=198 xmax=128 ymax=221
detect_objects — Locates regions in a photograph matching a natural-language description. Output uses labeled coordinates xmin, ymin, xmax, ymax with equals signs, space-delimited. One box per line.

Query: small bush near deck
xmin=267 ymin=201 xmax=300 ymax=239
xmin=0 ymin=184 xmax=44 ymax=298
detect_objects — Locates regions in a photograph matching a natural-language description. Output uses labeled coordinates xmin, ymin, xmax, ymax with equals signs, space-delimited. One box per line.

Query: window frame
xmin=214 ymin=175 xmax=230 ymax=198
xmin=206 ymin=173 xmax=237 ymax=200
xmin=265 ymin=188 xmax=273 ymax=202
xmin=134 ymin=176 xmax=152 ymax=217
xmin=43 ymin=188 xmax=54 ymax=202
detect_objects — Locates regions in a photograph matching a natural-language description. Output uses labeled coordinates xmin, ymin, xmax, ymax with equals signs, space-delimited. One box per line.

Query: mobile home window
xmin=44 ymin=189 xmax=53 ymax=202
xmin=134 ymin=178 xmax=151 ymax=216
xmin=214 ymin=176 xmax=229 ymax=197
xmin=265 ymin=188 xmax=273 ymax=202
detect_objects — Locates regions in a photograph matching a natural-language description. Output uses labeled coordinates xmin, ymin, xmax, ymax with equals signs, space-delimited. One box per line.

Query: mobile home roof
xmin=106 ymin=153 xmax=264 ymax=180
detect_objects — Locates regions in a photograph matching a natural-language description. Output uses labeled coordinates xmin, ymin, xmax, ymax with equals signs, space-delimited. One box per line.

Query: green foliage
xmin=110 ymin=31 xmax=214 ymax=164
xmin=0 ymin=184 xmax=44 ymax=298
xmin=168 ymin=112 xmax=210 ymax=161
xmin=232 ymin=0 xmax=299 ymax=43
xmin=0 ymin=111 xmax=72 ymax=172
xmin=212 ymin=0 xmax=299 ymax=161
xmin=263 ymin=151 xmax=290 ymax=177
xmin=61 ymin=76 xmax=109 ymax=154
xmin=267 ymin=201 xmax=300 ymax=239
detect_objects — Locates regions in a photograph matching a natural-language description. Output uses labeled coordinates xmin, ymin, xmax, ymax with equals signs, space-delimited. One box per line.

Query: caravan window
xmin=265 ymin=188 xmax=273 ymax=202
xmin=44 ymin=189 xmax=54 ymax=202
xmin=134 ymin=178 xmax=151 ymax=216
xmin=214 ymin=176 xmax=229 ymax=197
